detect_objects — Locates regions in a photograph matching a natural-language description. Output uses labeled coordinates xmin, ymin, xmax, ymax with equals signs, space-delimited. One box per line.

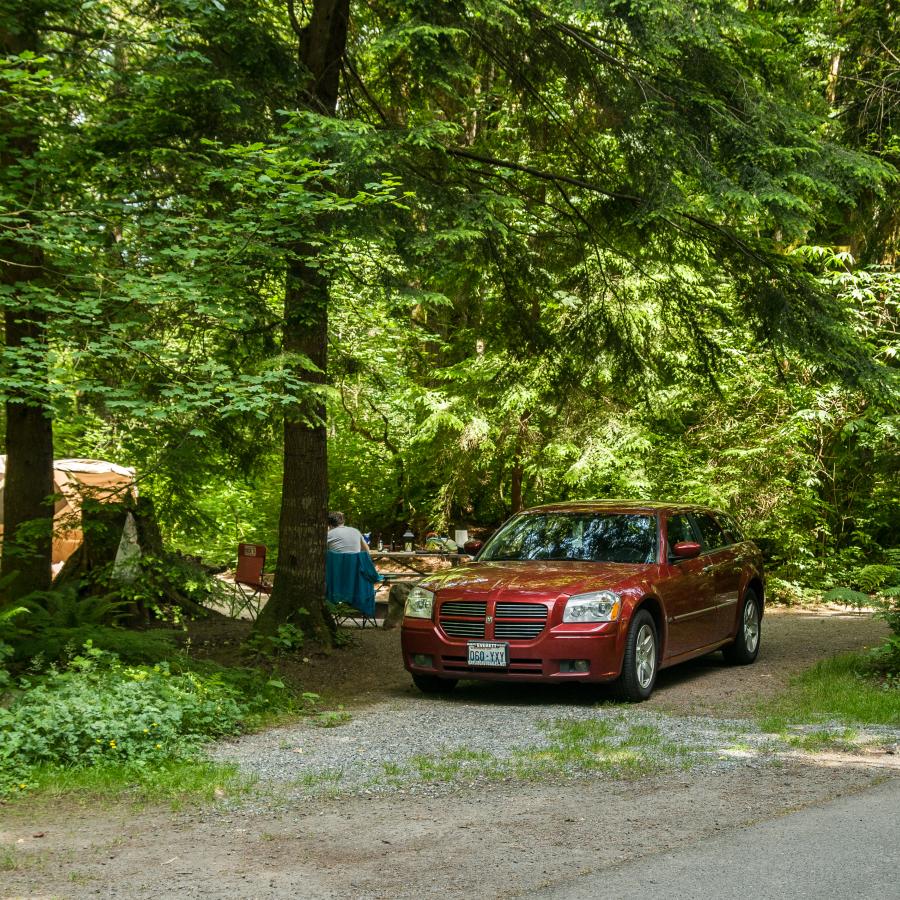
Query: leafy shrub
xmin=115 ymin=555 xmax=233 ymax=623
xmin=9 ymin=625 xmax=178 ymax=668
xmin=766 ymin=577 xmax=814 ymax=606
xmin=0 ymin=643 xmax=274 ymax=795
xmin=822 ymin=587 xmax=873 ymax=608
xmin=243 ymin=622 xmax=305 ymax=659
xmin=22 ymin=586 xmax=130 ymax=628
xmin=876 ymin=587 xmax=900 ymax=646
xmin=851 ymin=565 xmax=900 ymax=593
xmin=0 ymin=606 xmax=28 ymax=694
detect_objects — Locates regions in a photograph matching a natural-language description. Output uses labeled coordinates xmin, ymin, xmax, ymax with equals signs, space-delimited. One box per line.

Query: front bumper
xmin=401 ymin=617 xmax=623 ymax=683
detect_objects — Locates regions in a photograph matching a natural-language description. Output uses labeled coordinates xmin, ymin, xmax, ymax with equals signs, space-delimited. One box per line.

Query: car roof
xmin=523 ymin=500 xmax=722 ymax=516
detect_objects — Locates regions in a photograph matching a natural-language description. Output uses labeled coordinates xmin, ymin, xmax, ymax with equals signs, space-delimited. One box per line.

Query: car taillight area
xmin=438 ymin=599 xmax=550 ymax=641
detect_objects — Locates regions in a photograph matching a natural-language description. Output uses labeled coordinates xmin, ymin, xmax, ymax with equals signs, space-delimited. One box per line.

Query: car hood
xmin=422 ymin=560 xmax=653 ymax=600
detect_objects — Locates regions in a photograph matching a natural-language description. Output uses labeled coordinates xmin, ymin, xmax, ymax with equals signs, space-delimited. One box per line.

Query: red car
xmin=401 ymin=501 xmax=764 ymax=701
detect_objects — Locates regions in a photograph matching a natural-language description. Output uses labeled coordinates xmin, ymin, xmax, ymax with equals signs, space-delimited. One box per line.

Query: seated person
xmin=326 ymin=511 xmax=381 ymax=617
xmin=326 ymin=511 xmax=369 ymax=552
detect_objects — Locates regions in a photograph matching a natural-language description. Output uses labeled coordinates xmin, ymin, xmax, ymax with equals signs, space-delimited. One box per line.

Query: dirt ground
xmin=2 ymin=758 xmax=895 ymax=899
xmin=1 ymin=609 xmax=895 ymax=900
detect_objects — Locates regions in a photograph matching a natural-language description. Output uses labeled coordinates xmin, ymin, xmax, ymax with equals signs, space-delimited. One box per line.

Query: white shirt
xmin=327 ymin=525 xmax=367 ymax=553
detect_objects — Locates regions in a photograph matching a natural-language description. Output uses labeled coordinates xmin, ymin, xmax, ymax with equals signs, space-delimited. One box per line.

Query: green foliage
xmin=16 ymin=758 xmax=248 ymax=807
xmin=312 ymin=708 xmax=352 ymax=728
xmin=8 ymin=626 xmax=178 ymax=669
xmin=114 ymin=555 xmax=231 ymax=622
xmin=1 ymin=0 xmax=897 ymax=615
xmin=243 ymin=622 xmax=306 ymax=659
xmin=760 ymin=651 xmax=900 ymax=727
xmin=822 ymin=587 xmax=874 ymax=608
xmin=851 ymin=565 xmax=900 ymax=593
xmin=0 ymin=641 xmax=300 ymax=797
xmin=766 ymin=578 xmax=817 ymax=607
xmin=21 ymin=587 xmax=129 ymax=629
xmin=0 ymin=643 xmax=244 ymax=794
xmin=0 ymin=606 xmax=27 ymax=692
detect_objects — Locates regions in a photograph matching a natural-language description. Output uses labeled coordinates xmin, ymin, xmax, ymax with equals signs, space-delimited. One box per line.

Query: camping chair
xmin=232 ymin=542 xmax=272 ymax=620
xmin=326 ymin=550 xmax=382 ymax=628
xmin=330 ymin=601 xmax=379 ymax=629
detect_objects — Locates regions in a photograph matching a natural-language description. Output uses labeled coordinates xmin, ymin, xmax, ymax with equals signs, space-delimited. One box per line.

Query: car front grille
xmin=438 ymin=600 xmax=548 ymax=642
xmin=440 ymin=601 xmax=487 ymax=617
xmin=441 ymin=620 xmax=486 ymax=638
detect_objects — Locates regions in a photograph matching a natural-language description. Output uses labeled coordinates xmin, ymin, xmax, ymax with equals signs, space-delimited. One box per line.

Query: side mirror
xmin=463 ymin=539 xmax=483 ymax=555
xmin=671 ymin=541 xmax=701 ymax=560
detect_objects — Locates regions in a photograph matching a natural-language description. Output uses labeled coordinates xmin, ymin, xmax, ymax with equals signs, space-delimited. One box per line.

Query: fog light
xmin=560 ymin=660 xmax=590 ymax=673
xmin=412 ymin=654 xmax=433 ymax=668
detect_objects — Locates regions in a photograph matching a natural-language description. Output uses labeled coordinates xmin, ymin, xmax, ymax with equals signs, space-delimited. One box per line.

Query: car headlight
xmin=563 ymin=590 xmax=621 ymax=623
xmin=404 ymin=586 xmax=435 ymax=619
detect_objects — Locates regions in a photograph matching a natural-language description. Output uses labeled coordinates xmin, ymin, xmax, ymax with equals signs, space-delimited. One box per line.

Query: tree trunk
xmin=0 ymin=13 xmax=54 ymax=603
xmin=510 ymin=460 xmax=524 ymax=514
xmin=509 ymin=416 xmax=529 ymax=514
xmin=254 ymin=0 xmax=350 ymax=640
xmin=255 ymin=256 xmax=333 ymax=640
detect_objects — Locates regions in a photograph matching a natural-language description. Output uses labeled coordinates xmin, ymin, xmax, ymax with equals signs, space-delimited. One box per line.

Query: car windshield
xmin=479 ymin=512 xmax=657 ymax=564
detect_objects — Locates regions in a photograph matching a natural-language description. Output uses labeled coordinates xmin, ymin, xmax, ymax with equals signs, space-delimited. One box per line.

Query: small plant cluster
xmin=0 ymin=642 xmax=295 ymax=797
xmin=243 ymin=622 xmax=306 ymax=660
xmin=822 ymin=562 xmax=900 ymax=673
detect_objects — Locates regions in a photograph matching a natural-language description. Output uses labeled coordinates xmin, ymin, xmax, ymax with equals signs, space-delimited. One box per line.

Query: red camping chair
xmin=233 ymin=542 xmax=272 ymax=619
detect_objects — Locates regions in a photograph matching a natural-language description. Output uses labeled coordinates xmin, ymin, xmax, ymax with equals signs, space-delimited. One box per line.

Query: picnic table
xmin=370 ymin=550 xmax=468 ymax=579
xmin=367 ymin=551 xmax=468 ymax=624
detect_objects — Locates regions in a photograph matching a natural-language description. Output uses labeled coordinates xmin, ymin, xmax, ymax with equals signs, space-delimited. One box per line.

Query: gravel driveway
xmin=208 ymin=607 xmax=895 ymax=799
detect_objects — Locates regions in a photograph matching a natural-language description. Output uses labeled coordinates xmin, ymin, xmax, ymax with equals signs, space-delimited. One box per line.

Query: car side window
xmin=695 ymin=513 xmax=730 ymax=550
xmin=719 ymin=513 xmax=745 ymax=544
xmin=666 ymin=514 xmax=696 ymax=554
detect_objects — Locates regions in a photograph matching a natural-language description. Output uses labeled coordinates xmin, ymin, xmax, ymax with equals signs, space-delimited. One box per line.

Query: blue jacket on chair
xmin=326 ymin=550 xmax=383 ymax=617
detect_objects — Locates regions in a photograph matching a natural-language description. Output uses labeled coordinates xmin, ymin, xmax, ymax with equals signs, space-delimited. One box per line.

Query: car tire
xmin=412 ymin=673 xmax=458 ymax=694
xmin=722 ymin=589 xmax=761 ymax=665
xmin=615 ymin=609 xmax=658 ymax=702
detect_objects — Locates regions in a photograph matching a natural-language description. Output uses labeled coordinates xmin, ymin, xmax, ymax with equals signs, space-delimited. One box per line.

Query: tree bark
xmin=254 ymin=0 xmax=350 ymax=639
xmin=0 ymin=12 xmax=54 ymax=603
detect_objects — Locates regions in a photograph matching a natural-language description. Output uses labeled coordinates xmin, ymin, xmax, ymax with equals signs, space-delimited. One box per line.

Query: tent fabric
xmin=54 ymin=459 xmax=136 ymax=478
xmin=325 ymin=550 xmax=383 ymax=618
xmin=0 ymin=456 xmax=137 ymax=569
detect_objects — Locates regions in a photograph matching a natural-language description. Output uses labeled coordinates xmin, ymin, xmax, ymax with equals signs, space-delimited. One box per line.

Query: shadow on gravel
xmin=397 ymin=650 xmax=735 ymax=709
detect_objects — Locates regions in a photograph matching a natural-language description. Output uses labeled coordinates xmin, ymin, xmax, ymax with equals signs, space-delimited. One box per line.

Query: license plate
xmin=467 ymin=641 xmax=509 ymax=667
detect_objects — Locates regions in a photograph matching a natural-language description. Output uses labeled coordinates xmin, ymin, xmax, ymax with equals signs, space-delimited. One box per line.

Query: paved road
xmin=537 ymin=776 xmax=900 ymax=900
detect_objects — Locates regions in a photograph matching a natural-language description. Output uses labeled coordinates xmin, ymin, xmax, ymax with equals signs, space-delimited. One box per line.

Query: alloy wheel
xmin=635 ymin=623 xmax=656 ymax=689
xmin=743 ymin=599 xmax=760 ymax=654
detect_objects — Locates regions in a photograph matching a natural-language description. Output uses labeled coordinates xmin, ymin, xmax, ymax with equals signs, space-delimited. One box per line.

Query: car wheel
xmin=411 ymin=673 xmax=458 ymax=695
xmin=615 ymin=609 xmax=658 ymax=702
xmin=722 ymin=589 xmax=761 ymax=665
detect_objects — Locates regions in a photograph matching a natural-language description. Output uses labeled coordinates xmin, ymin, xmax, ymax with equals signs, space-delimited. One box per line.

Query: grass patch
xmin=408 ymin=747 xmax=492 ymax=784
xmin=509 ymin=719 xmax=690 ymax=779
xmin=388 ymin=717 xmax=694 ymax=789
xmin=0 ymin=846 xmax=47 ymax=873
xmin=760 ymin=652 xmax=900 ymax=727
xmin=785 ymin=728 xmax=859 ymax=752
xmin=312 ymin=708 xmax=352 ymax=728
xmin=293 ymin=768 xmax=344 ymax=789
xmin=3 ymin=758 xmax=252 ymax=809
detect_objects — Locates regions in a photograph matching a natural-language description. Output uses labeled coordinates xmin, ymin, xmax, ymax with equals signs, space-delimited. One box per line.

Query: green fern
xmin=23 ymin=587 xmax=130 ymax=629
xmin=851 ymin=565 xmax=899 ymax=593
xmin=822 ymin=587 xmax=872 ymax=607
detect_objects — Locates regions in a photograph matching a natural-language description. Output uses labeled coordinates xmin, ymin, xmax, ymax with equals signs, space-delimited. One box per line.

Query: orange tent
xmin=0 ymin=457 xmax=137 ymax=574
